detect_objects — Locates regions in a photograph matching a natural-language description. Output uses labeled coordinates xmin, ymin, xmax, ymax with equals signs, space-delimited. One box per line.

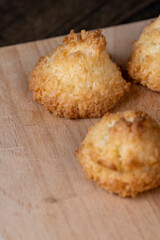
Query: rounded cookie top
xmin=127 ymin=16 xmax=160 ymax=92
xmin=76 ymin=111 xmax=160 ymax=197
xmin=29 ymin=29 xmax=130 ymax=118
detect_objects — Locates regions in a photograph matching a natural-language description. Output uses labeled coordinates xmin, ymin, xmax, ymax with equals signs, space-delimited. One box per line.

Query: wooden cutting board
xmin=0 ymin=19 xmax=160 ymax=240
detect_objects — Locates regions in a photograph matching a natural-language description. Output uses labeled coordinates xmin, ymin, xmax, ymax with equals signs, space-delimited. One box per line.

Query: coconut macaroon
xmin=127 ymin=16 xmax=160 ymax=92
xmin=76 ymin=111 xmax=160 ymax=197
xmin=29 ymin=30 xmax=130 ymax=118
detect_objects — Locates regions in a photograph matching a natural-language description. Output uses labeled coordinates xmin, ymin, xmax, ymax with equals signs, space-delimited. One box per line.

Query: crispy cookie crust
xmin=76 ymin=111 xmax=160 ymax=197
xmin=127 ymin=17 xmax=160 ymax=92
xmin=29 ymin=30 xmax=130 ymax=118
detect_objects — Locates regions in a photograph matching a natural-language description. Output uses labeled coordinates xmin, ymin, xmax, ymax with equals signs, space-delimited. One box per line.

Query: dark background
xmin=0 ymin=0 xmax=160 ymax=47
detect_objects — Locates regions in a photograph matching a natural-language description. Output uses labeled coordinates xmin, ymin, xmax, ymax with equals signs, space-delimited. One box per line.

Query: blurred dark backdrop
xmin=0 ymin=0 xmax=160 ymax=47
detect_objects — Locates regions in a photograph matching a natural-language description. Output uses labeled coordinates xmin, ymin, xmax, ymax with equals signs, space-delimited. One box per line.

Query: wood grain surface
xmin=0 ymin=0 xmax=160 ymax=47
xmin=0 ymin=19 xmax=160 ymax=240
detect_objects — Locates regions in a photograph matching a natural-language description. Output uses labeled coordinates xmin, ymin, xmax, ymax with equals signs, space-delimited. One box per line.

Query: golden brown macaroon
xmin=127 ymin=16 xmax=160 ymax=92
xmin=29 ymin=29 xmax=130 ymax=118
xmin=76 ymin=111 xmax=160 ymax=197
